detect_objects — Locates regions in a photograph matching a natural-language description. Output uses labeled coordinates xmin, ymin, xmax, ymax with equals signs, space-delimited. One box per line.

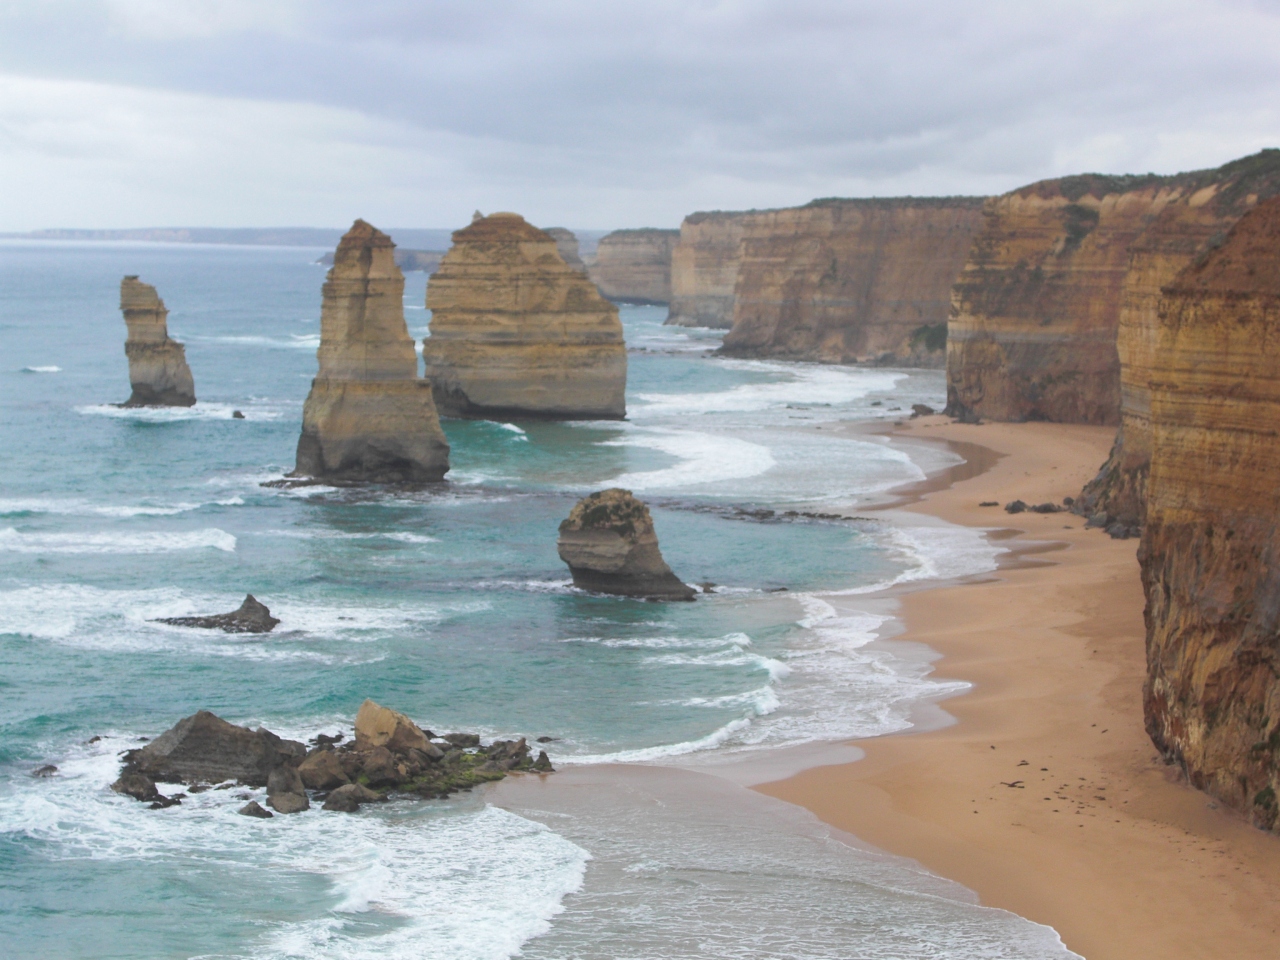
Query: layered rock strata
xmin=423 ymin=213 xmax=626 ymax=420
xmin=721 ymin=198 xmax=986 ymax=363
xmin=119 ymin=276 xmax=196 ymax=406
xmin=544 ymin=228 xmax=587 ymax=273
xmin=587 ymin=228 xmax=679 ymax=304
xmin=557 ymin=489 xmax=695 ymax=600
xmin=1075 ymin=150 xmax=1280 ymax=528
xmin=1139 ymin=195 xmax=1280 ymax=831
xmin=666 ymin=212 xmax=748 ymax=328
xmin=294 ymin=220 xmax=450 ymax=483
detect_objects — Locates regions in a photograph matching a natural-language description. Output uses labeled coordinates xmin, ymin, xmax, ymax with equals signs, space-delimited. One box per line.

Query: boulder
xmin=322 ymin=782 xmax=382 ymax=813
xmin=532 ymin=750 xmax=554 ymax=773
xmin=267 ymin=791 xmax=309 ymax=814
xmin=353 ymin=699 xmax=431 ymax=754
xmin=266 ymin=765 xmax=305 ymax=799
xmin=31 ymin=764 xmax=57 ymax=778
xmin=297 ymin=748 xmax=350 ymax=790
xmin=119 ymin=276 xmax=196 ymax=407
xmin=154 ymin=595 xmax=280 ymax=633
xmin=238 ymin=800 xmax=273 ymax=819
xmin=1004 ymin=500 xmax=1027 ymax=514
xmin=557 ymin=489 xmax=696 ymax=600
xmin=123 ymin=711 xmax=306 ymax=787
xmin=111 ymin=771 xmax=161 ymax=802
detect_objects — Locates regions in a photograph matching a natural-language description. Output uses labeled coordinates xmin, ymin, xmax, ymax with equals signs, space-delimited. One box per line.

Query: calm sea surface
xmin=0 ymin=240 xmax=1079 ymax=958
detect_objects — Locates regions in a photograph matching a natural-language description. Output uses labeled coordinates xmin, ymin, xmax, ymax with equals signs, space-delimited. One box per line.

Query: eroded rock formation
xmin=294 ymin=220 xmax=450 ymax=483
xmin=119 ymin=276 xmax=196 ymax=406
xmin=544 ymin=228 xmax=587 ymax=273
xmin=1075 ymin=150 xmax=1280 ymax=528
xmin=588 ymin=228 xmax=679 ymax=304
xmin=155 ymin=594 xmax=280 ymax=633
xmin=1139 ymin=195 xmax=1280 ymax=832
xmin=557 ymin=489 xmax=695 ymax=600
xmin=720 ymin=198 xmax=985 ymax=364
xmin=666 ymin=212 xmax=748 ymax=328
xmin=422 ymin=212 xmax=626 ymax=420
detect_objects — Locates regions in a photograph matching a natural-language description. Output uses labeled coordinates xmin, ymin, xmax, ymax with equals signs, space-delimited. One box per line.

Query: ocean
xmin=0 ymin=239 xmax=1080 ymax=958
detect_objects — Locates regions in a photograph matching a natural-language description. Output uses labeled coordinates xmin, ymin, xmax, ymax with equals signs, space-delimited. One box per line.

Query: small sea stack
xmin=155 ymin=595 xmax=280 ymax=633
xmin=293 ymin=220 xmax=450 ymax=483
xmin=422 ymin=212 xmax=626 ymax=420
xmin=557 ymin=489 xmax=695 ymax=600
xmin=119 ymin=276 xmax=196 ymax=407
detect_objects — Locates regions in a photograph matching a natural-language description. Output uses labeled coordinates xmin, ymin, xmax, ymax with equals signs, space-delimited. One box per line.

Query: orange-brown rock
xmin=720 ymin=198 xmax=985 ymax=363
xmin=119 ymin=276 xmax=196 ymax=406
xmin=1139 ymin=194 xmax=1280 ymax=832
xmin=666 ymin=211 xmax=749 ymax=328
xmin=587 ymin=228 xmax=679 ymax=304
xmin=294 ymin=220 xmax=450 ymax=483
xmin=422 ymin=213 xmax=626 ymax=420
xmin=1076 ymin=150 xmax=1280 ymax=528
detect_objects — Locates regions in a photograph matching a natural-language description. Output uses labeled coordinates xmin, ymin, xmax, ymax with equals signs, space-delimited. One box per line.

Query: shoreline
xmin=756 ymin=417 xmax=1280 ymax=959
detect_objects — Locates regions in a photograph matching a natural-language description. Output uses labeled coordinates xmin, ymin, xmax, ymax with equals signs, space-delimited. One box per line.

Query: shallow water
xmin=0 ymin=239 xmax=1077 ymax=958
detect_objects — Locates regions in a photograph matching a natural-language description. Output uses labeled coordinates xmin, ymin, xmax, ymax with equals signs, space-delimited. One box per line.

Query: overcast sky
xmin=1 ymin=0 xmax=1279 ymax=230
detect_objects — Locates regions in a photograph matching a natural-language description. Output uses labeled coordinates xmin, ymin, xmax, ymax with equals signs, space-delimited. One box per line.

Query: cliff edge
xmin=119 ymin=276 xmax=196 ymax=407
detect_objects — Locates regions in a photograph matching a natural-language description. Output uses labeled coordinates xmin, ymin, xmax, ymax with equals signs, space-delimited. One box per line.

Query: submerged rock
xmin=238 ymin=800 xmax=273 ymax=819
xmin=322 ymin=782 xmax=382 ymax=813
xmin=155 ymin=595 xmax=280 ymax=633
xmin=557 ymin=489 xmax=696 ymax=600
xmin=293 ymin=220 xmax=450 ymax=483
xmin=119 ymin=276 xmax=196 ymax=407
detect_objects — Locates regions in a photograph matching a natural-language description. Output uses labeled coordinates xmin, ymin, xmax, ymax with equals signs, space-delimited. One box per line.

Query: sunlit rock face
xmin=1140 ymin=194 xmax=1280 ymax=832
xmin=1075 ymin=150 xmax=1280 ymax=529
xmin=588 ymin=228 xmax=679 ymax=305
xmin=294 ymin=219 xmax=450 ymax=483
xmin=666 ymin=211 xmax=749 ymax=329
xmin=423 ymin=212 xmax=626 ymax=420
xmin=119 ymin=276 xmax=196 ymax=407
xmin=720 ymin=198 xmax=985 ymax=364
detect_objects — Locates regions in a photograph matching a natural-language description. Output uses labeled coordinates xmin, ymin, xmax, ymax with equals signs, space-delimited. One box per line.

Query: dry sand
xmin=756 ymin=418 xmax=1280 ymax=960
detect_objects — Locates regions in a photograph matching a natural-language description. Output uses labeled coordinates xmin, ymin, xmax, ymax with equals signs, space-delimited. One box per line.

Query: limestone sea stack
xmin=423 ymin=213 xmax=626 ymax=420
xmin=544 ymin=228 xmax=588 ymax=273
xmin=1139 ymin=195 xmax=1280 ymax=832
xmin=557 ymin=489 xmax=695 ymax=600
xmin=587 ymin=228 xmax=679 ymax=304
xmin=119 ymin=276 xmax=196 ymax=406
xmin=293 ymin=220 xmax=450 ymax=483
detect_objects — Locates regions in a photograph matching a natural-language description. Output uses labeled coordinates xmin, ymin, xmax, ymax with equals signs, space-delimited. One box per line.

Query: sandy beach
xmin=757 ymin=418 xmax=1280 ymax=960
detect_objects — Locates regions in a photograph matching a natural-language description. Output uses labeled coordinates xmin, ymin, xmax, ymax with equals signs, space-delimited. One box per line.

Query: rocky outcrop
xmin=588 ymin=228 xmax=679 ymax=304
xmin=422 ymin=213 xmax=626 ymax=420
xmin=666 ymin=212 xmax=749 ymax=328
xmin=119 ymin=276 xmax=196 ymax=406
xmin=721 ymin=198 xmax=985 ymax=363
xmin=544 ymin=228 xmax=587 ymax=273
xmin=1139 ymin=195 xmax=1280 ymax=832
xmin=557 ymin=489 xmax=695 ymax=600
xmin=293 ymin=220 xmax=450 ymax=483
xmin=1075 ymin=150 xmax=1280 ymax=528
xmin=155 ymin=595 xmax=280 ymax=633
xmin=112 ymin=702 xmax=556 ymax=814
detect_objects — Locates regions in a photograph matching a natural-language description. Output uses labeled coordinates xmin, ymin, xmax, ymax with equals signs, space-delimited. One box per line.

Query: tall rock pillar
xmin=120 ymin=276 xmax=196 ymax=407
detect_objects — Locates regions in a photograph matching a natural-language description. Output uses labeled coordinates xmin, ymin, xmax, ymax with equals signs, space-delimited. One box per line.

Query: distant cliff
xmin=1140 ymin=195 xmax=1280 ymax=832
xmin=587 ymin=228 xmax=679 ymax=304
xmin=719 ymin=198 xmax=986 ymax=363
xmin=1075 ymin=150 xmax=1280 ymax=530
xmin=666 ymin=212 xmax=749 ymax=328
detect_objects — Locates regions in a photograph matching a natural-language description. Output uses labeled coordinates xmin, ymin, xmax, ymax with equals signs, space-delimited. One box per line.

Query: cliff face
xmin=1140 ymin=195 xmax=1280 ymax=831
xmin=544 ymin=228 xmax=587 ymax=273
xmin=720 ymin=198 xmax=985 ymax=363
xmin=1076 ymin=150 xmax=1280 ymax=528
xmin=423 ymin=213 xmax=626 ymax=420
xmin=119 ymin=276 xmax=196 ymax=406
xmin=666 ymin=212 xmax=748 ymax=328
xmin=587 ymin=228 xmax=679 ymax=304
xmin=294 ymin=220 xmax=450 ymax=483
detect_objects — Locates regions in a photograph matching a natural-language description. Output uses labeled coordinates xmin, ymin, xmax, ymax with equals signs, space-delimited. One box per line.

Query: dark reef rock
xmin=557 ymin=488 xmax=696 ymax=600
xmin=121 ymin=711 xmax=306 ymax=787
xmin=155 ymin=595 xmax=280 ymax=633
xmin=238 ymin=800 xmax=273 ymax=819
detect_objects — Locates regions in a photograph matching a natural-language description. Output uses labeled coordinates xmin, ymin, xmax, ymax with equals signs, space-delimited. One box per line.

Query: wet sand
xmin=757 ymin=418 xmax=1280 ymax=960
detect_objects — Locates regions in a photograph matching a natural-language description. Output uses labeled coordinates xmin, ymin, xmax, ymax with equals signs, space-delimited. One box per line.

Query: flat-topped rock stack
xmin=423 ymin=212 xmax=627 ymax=420
xmin=119 ymin=276 xmax=196 ymax=406
xmin=293 ymin=220 xmax=450 ymax=483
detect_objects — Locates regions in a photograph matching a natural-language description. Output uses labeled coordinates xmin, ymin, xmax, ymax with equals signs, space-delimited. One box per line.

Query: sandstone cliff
xmin=557 ymin=489 xmax=695 ymax=600
xmin=1139 ymin=195 xmax=1280 ymax=832
xmin=1075 ymin=150 xmax=1280 ymax=528
xmin=544 ymin=228 xmax=587 ymax=273
xmin=119 ymin=276 xmax=196 ymax=406
xmin=587 ymin=228 xmax=679 ymax=304
xmin=294 ymin=220 xmax=450 ymax=483
xmin=720 ymin=198 xmax=986 ymax=363
xmin=666 ymin=212 xmax=749 ymax=328
xmin=422 ymin=212 xmax=626 ymax=420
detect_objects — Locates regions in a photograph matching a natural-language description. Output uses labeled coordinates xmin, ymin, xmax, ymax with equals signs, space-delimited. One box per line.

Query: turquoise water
xmin=0 ymin=240 xmax=1077 ymax=958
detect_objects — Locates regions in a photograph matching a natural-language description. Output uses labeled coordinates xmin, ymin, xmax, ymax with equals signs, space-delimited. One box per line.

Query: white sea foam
xmin=77 ymin=402 xmax=281 ymax=422
xmin=494 ymin=423 xmax=529 ymax=441
xmin=0 ymin=527 xmax=236 ymax=554
xmin=21 ymin=365 xmax=61 ymax=372
xmin=0 ymin=496 xmax=242 ymax=518
xmin=633 ymin=363 xmax=905 ymax=417
xmin=0 ymin=738 xmax=589 ymax=960
xmin=256 ymin=529 xmax=438 ymax=545
xmin=601 ymin=428 xmax=775 ymax=491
